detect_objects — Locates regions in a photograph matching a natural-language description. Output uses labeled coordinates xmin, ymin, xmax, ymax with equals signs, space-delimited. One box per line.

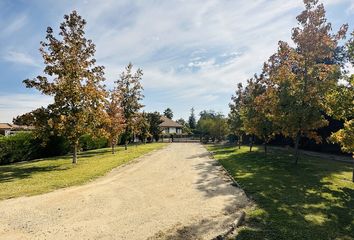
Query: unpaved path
xmin=0 ymin=143 xmax=249 ymax=240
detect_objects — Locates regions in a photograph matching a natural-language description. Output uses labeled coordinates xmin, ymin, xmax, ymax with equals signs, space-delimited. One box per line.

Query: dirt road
xmin=0 ymin=143 xmax=249 ymax=240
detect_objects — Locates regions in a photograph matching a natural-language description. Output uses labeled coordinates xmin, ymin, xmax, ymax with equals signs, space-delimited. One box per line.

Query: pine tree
xmin=188 ymin=107 xmax=197 ymax=130
xmin=163 ymin=108 xmax=173 ymax=119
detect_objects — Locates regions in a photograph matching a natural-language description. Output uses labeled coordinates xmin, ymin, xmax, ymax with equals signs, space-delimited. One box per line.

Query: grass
xmin=207 ymin=145 xmax=354 ymax=240
xmin=0 ymin=143 xmax=166 ymax=200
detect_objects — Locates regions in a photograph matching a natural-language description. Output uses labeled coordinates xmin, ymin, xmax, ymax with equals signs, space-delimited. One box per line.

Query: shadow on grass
xmin=0 ymin=148 xmax=113 ymax=183
xmin=0 ymin=144 xmax=156 ymax=185
xmin=208 ymin=145 xmax=354 ymax=240
xmin=0 ymin=165 xmax=65 ymax=183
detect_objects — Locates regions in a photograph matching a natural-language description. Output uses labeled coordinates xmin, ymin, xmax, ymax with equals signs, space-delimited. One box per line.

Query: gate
xmin=161 ymin=134 xmax=201 ymax=143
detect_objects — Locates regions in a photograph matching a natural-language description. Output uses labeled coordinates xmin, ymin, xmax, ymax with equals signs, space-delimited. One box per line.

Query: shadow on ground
xmin=209 ymin=145 xmax=354 ymax=240
xmin=0 ymin=148 xmax=111 ymax=183
xmin=148 ymin=145 xmax=251 ymax=240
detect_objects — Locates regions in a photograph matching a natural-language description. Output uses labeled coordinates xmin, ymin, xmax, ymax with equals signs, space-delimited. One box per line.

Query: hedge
xmin=79 ymin=134 xmax=108 ymax=151
xmin=0 ymin=132 xmax=108 ymax=165
xmin=0 ymin=132 xmax=42 ymax=164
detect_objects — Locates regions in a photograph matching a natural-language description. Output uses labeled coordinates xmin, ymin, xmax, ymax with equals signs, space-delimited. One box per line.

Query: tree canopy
xmin=22 ymin=11 xmax=108 ymax=163
xmin=115 ymin=63 xmax=144 ymax=149
xmin=188 ymin=107 xmax=197 ymax=130
xmin=163 ymin=108 xmax=173 ymax=119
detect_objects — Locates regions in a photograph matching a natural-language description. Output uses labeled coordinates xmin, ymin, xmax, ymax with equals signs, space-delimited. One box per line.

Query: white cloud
xmin=0 ymin=94 xmax=52 ymax=122
xmin=1 ymin=0 xmax=353 ymax=121
xmin=2 ymin=50 xmax=41 ymax=67
xmin=1 ymin=14 xmax=27 ymax=36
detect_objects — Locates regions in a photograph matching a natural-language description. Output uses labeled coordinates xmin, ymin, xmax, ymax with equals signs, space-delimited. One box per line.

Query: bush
xmin=0 ymin=132 xmax=42 ymax=164
xmin=0 ymin=132 xmax=108 ymax=165
xmin=79 ymin=134 xmax=108 ymax=151
xmin=42 ymin=135 xmax=71 ymax=157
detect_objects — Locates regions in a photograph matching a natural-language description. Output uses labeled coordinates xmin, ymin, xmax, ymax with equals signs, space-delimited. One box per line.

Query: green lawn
xmin=207 ymin=145 xmax=354 ymax=240
xmin=0 ymin=143 xmax=166 ymax=200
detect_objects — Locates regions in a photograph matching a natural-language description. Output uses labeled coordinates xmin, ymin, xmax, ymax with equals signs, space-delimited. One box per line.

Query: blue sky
xmin=1 ymin=0 xmax=354 ymax=122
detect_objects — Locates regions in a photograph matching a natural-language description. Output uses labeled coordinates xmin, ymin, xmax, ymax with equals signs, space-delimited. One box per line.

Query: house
xmin=159 ymin=116 xmax=183 ymax=134
xmin=0 ymin=123 xmax=34 ymax=136
xmin=0 ymin=123 xmax=13 ymax=136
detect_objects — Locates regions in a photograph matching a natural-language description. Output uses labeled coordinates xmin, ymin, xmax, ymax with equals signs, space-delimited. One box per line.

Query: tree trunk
xmin=72 ymin=144 xmax=78 ymax=164
xmin=238 ymin=135 xmax=241 ymax=149
xmin=264 ymin=142 xmax=267 ymax=155
xmin=112 ymin=144 xmax=115 ymax=154
xmin=294 ymin=133 xmax=301 ymax=165
xmin=352 ymin=155 xmax=354 ymax=182
xmin=249 ymin=136 xmax=253 ymax=152
xmin=125 ymin=140 xmax=128 ymax=150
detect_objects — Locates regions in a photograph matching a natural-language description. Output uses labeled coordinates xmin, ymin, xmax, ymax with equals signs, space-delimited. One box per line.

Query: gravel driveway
xmin=0 ymin=143 xmax=249 ymax=240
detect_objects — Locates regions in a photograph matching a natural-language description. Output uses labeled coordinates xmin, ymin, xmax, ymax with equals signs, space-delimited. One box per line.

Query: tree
xmin=105 ymin=89 xmax=125 ymax=154
xmin=135 ymin=112 xmax=151 ymax=144
xmin=188 ymin=107 xmax=197 ymax=130
xmin=263 ymin=0 xmax=347 ymax=163
xmin=197 ymin=111 xmax=227 ymax=143
xmin=240 ymin=76 xmax=276 ymax=154
xmin=211 ymin=114 xmax=228 ymax=142
xmin=23 ymin=11 xmax=107 ymax=164
xmin=147 ymin=112 xmax=163 ymax=142
xmin=325 ymin=33 xmax=354 ymax=181
xmin=197 ymin=117 xmax=214 ymax=143
xmin=163 ymin=108 xmax=173 ymax=119
xmin=176 ymin=118 xmax=185 ymax=125
xmin=229 ymin=83 xmax=244 ymax=149
xmin=176 ymin=118 xmax=192 ymax=134
xmin=116 ymin=63 xmax=144 ymax=150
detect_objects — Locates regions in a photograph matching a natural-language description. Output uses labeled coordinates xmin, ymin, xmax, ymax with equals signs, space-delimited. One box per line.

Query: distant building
xmin=0 ymin=123 xmax=34 ymax=136
xmin=159 ymin=116 xmax=183 ymax=134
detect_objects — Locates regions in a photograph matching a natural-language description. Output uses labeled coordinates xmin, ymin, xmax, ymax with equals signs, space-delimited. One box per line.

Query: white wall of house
xmin=162 ymin=127 xmax=182 ymax=134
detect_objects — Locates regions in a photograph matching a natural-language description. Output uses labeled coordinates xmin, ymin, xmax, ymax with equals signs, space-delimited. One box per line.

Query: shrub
xmin=79 ymin=134 xmax=108 ymax=151
xmin=0 ymin=132 xmax=108 ymax=165
xmin=0 ymin=132 xmax=42 ymax=164
xmin=42 ymin=135 xmax=71 ymax=157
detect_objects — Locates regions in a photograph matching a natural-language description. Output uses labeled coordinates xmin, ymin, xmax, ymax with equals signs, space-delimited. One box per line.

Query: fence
xmin=160 ymin=134 xmax=201 ymax=143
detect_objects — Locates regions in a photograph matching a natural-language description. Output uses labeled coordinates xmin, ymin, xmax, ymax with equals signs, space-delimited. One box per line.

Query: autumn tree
xmin=239 ymin=76 xmax=276 ymax=153
xmin=23 ymin=11 xmax=107 ymax=163
xmin=326 ymin=80 xmax=354 ymax=181
xmin=116 ymin=63 xmax=144 ymax=150
xmin=263 ymin=0 xmax=347 ymax=163
xmin=325 ymin=32 xmax=354 ymax=181
xmin=105 ymin=89 xmax=125 ymax=154
xmin=188 ymin=107 xmax=197 ymax=130
xmin=135 ymin=112 xmax=151 ymax=144
xmin=229 ymin=83 xmax=244 ymax=149
xmin=163 ymin=108 xmax=173 ymax=119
